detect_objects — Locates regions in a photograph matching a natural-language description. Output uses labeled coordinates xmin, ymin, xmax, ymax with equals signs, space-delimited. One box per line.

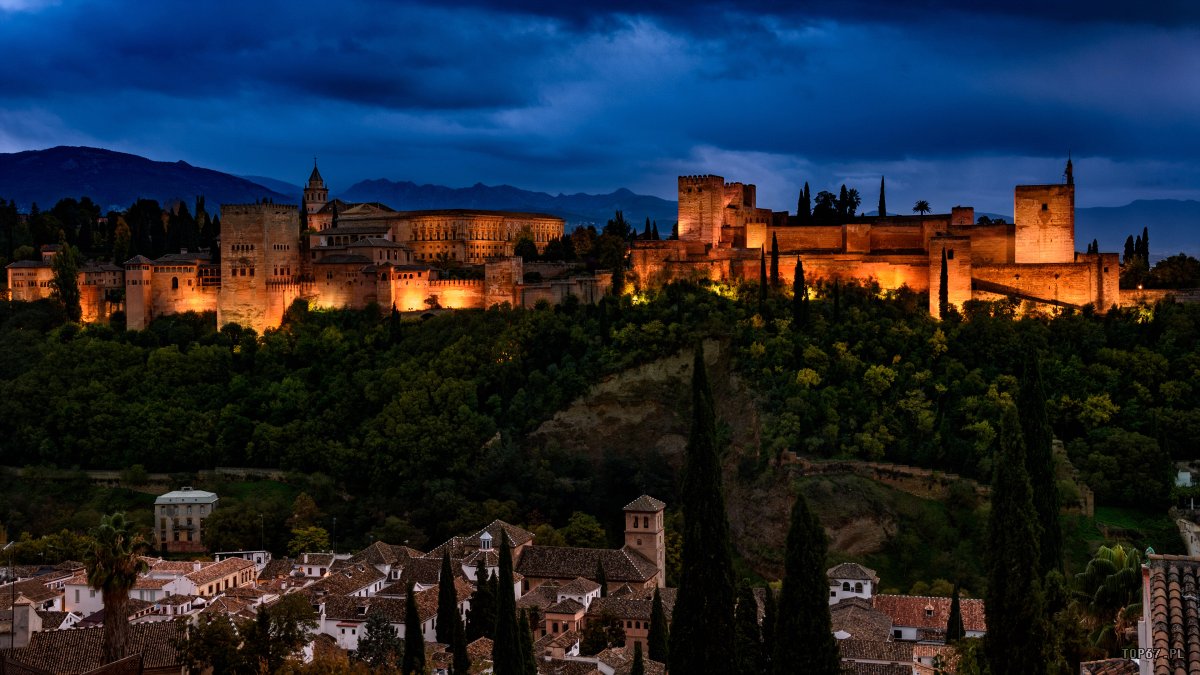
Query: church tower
xmin=623 ymin=495 xmax=667 ymax=588
xmin=303 ymin=159 xmax=329 ymax=216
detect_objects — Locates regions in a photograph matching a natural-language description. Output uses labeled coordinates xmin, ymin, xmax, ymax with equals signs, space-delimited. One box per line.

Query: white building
xmin=154 ymin=488 xmax=219 ymax=553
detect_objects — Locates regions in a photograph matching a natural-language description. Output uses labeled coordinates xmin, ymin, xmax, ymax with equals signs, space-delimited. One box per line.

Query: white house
xmin=827 ymin=562 xmax=878 ymax=604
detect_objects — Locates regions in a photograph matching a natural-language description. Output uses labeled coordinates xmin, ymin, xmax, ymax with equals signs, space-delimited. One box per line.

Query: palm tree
xmin=1074 ymin=544 xmax=1142 ymax=652
xmin=913 ymin=200 xmax=932 ymax=216
xmin=86 ymin=512 xmax=149 ymax=665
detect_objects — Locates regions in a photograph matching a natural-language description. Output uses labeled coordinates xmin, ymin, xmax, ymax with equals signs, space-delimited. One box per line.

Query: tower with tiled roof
xmin=623 ymin=495 xmax=666 ymax=588
xmin=304 ymin=159 xmax=329 ymax=216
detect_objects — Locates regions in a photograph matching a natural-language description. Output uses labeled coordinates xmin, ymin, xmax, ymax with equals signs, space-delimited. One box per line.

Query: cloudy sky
xmin=2 ymin=0 xmax=1198 ymax=214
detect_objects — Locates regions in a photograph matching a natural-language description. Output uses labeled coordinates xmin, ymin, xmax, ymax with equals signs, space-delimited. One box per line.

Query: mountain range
xmin=0 ymin=146 xmax=1194 ymax=256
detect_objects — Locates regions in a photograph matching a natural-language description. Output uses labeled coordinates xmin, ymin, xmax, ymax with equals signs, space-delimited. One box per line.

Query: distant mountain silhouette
xmin=341 ymin=179 xmax=678 ymax=229
xmin=240 ymin=174 xmax=302 ymax=198
xmin=1077 ymin=200 xmax=1200 ymax=259
xmin=0 ymin=146 xmax=292 ymax=211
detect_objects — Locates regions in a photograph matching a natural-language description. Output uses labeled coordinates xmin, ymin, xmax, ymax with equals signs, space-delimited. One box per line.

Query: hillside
xmin=0 ymin=146 xmax=292 ymax=211
xmin=341 ymin=179 xmax=678 ymax=228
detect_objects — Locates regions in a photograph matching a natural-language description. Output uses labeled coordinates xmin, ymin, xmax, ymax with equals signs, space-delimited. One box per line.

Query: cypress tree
xmin=758 ymin=248 xmax=767 ymax=314
xmin=772 ymin=491 xmax=839 ymax=675
xmin=791 ymin=258 xmax=808 ymax=329
xmin=668 ymin=344 xmax=737 ymax=674
xmin=1141 ymin=226 xmax=1150 ymax=259
xmin=647 ymin=587 xmax=669 ymax=664
xmin=643 ymin=218 xmax=651 ymax=239
xmin=938 ymin=247 xmax=949 ymax=319
xmin=595 ymin=560 xmax=608 ymax=597
xmin=492 ymin=531 xmax=522 ymax=675
xmin=466 ymin=560 xmax=495 ymax=641
xmin=630 ymin=641 xmax=645 ymax=675
xmin=837 ymin=184 xmax=849 ymax=218
xmin=518 ymin=609 xmax=538 ymax=675
xmin=50 ymin=242 xmax=81 ymax=322
xmin=1123 ymin=235 xmax=1135 ymax=264
xmin=402 ymin=583 xmax=425 ymax=675
xmin=1134 ymin=234 xmax=1143 ymax=261
xmin=769 ymin=233 xmax=780 ymax=287
xmin=734 ymin=580 xmax=764 ymax=674
xmin=878 ymin=176 xmax=886 ymax=217
xmin=671 ymin=222 xmax=679 ymax=240
xmin=984 ymin=403 xmax=1046 ymax=675
xmin=437 ymin=549 xmax=459 ymax=643
xmin=946 ymin=582 xmax=965 ymax=642
xmin=452 ymin=609 xmax=471 ymax=674
xmin=761 ymin=586 xmax=776 ymax=672
xmin=1020 ymin=348 xmax=1062 ymax=576
xmin=652 ymin=221 xmax=660 ymax=240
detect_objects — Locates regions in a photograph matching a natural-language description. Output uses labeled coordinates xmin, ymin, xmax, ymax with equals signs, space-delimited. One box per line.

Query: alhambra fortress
xmin=7 ymin=158 xmax=1148 ymax=329
xmin=632 ymin=159 xmax=1122 ymax=318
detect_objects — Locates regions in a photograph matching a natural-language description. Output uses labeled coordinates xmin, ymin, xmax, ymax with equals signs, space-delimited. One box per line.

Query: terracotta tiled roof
xmin=467 ymin=637 xmax=493 ymax=663
xmin=1079 ymin=658 xmax=1139 ymax=675
xmin=201 ymin=595 xmax=253 ymax=618
xmin=873 ymin=594 xmax=986 ymax=633
xmin=0 ymin=579 xmax=61 ymax=608
xmin=596 ymin=645 xmax=666 ymax=675
xmin=324 ymin=595 xmax=407 ymax=624
xmin=155 ymin=593 xmax=196 ymax=607
xmin=77 ymin=598 xmax=154 ymax=627
xmin=300 ymin=553 xmax=335 ymax=567
xmin=185 ymin=557 xmax=255 ymax=586
xmin=537 ymin=658 xmax=600 ymax=675
xmin=465 ymin=520 xmax=535 ymax=549
xmin=4 ymin=619 xmax=184 ymax=674
xmin=518 ymin=583 xmax=562 ymax=611
xmin=34 ymin=610 xmax=72 ymax=629
xmin=831 ymin=597 xmax=893 ymax=640
xmin=533 ymin=629 xmax=580 ymax=652
xmin=304 ymin=563 xmax=385 ymax=597
xmin=260 ymin=556 xmax=294 ymax=579
xmin=348 ymin=541 xmax=423 ymax=568
xmin=557 ymin=577 xmax=601 ymax=597
xmin=842 ymin=663 xmax=911 ymax=675
xmin=837 ymin=638 xmax=913 ymax=662
xmin=623 ymin=495 xmax=666 ymax=513
xmin=145 ymin=559 xmax=200 ymax=574
xmin=587 ymin=597 xmax=650 ymax=621
xmin=545 ymin=598 xmax=585 ymax=615
xmin=516 ymin=546 xmax=657 ymax=583
xmin=827 ymin=562 xmax=880 ymax=583
xmin=1144 ymin=554 xmax=1200 ymax=674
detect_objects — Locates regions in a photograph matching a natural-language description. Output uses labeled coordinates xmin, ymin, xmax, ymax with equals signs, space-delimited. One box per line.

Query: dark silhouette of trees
xmin=771 ymin=492 xmax=839 ymax=674
xmin=913 ymin=200 xmax=932 ymax=216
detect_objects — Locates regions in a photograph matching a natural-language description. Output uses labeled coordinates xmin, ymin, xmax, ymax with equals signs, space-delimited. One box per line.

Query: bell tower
xmin=623 ymin=495 xmax=667 ymax=588
xmin=303 ymin=159 xmax=329 ymax=216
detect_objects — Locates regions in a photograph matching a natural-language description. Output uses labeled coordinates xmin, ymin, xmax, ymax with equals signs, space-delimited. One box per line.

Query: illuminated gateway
xmin=119 ymin=163 xmax=611 ymax=332
xmin=631 ymin=160 xmax=1123 ymax=316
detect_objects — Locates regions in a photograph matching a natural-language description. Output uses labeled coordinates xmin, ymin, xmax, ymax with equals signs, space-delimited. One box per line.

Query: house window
xmin=643 ymin=516 xmax=649 ymax=528
xmin=946 ymin=249 xmax=954 ymax=260
xmin=855 ymin=583 xmax=863 ymax=593
xmin=893 ymin=629 xmax=902 ymax=639
xmin=842 ymin=582 xmax=851 ymax=591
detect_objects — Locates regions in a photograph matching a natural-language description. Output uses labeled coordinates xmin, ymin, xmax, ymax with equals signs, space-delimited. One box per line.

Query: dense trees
xmin=772 ymin=492 xmax=839 ymax=675
xmin=668 ymin=344 xmax=737 ymax=674
xmin=1020 ymin=349 xmax=1062 ymax=575
xmin=50 ymin=242 xmax=81 ymax=322
xmin=354 ymin=610 xmax=402 ymax=670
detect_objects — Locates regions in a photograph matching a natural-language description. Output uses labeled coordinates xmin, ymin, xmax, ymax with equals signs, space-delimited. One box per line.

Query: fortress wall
xmin=486 ymin=257 xmax=522 ymax=307
xmin=428 ymin=279 xmax=484 ymax=309
xmin=218 ymin=204 xmax=301 ymax=332
xmin=868 ymin=224 xmax=925 ymax=252
xmin=929 ymin=237 xmax=973 ymax=318
xmin=678 ymin=175 xmax=725 ymax=244
xmin=972 ymin=260 xmax=1102 ymax=307
xmin=954 ymin=223 xmax=1013 ymax=264
xmin=1014 ymin=184 xmax=1074 ymax=263
xmin=951 ymin=207 xmax=975 ymax=226
xmin=149 ymin=269 xmax=217 ymax=317
xmin=310 ymin=267 xmax=378 ymax=311
xmin=795 ymin=255 xmax=930 ymax=291
xmin=770 ymin=226 xmax=845 ymax=252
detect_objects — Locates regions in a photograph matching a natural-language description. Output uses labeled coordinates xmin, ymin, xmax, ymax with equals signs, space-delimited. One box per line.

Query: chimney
xmin=12 ymin=597 xmax=42 ymax=648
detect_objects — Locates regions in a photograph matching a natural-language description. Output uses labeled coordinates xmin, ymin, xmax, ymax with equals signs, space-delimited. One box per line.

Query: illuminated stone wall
xmin=1014 ymin=184 xmax=1074 ymax=263
xmin=218 ymin=203 xmax=303 ymax=332
xmin=677 ymin=175 xmax=726 ymax=244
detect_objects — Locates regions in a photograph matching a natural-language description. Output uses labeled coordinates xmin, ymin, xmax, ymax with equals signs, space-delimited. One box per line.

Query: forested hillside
xmin=0 ymin=284 xmax=1196 ymax=555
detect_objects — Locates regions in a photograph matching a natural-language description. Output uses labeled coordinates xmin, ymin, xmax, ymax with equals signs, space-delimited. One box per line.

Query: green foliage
xmin=466 ymin=557 xmax=495 ymax=641
xmin=772 ymin=492 xmax=839 ymax=675
xmin=288 ymin=526 xmax=330 ymax=556
xmin=354 ymin=610 xmax=402 ymax=670
xmin=580 ymin=609 xmax=626 ymax=656
xmin=630 ymin=641 xmax=645 ymax=675
xmin=286 ymin=492 xmax=322 ymax=530
xmin=241 ymin=593 xmax=319 ymax=673
xmin=669 ymin=344 xmax=737 ymax=674
xmin=50 ymin=242 xmax=81 ymax=322
xmin=1073 ymin=544 xmax=1142 ymax=653
xmin=452 ymin=607 xmax=471 ymax=674
xmin=561 ymin=511 xmax=607 ymax=548
xmin=1020 ymin=348 xmax=1062 ymax=575
xmin=946 ymin=583 xmax=965 ymax=642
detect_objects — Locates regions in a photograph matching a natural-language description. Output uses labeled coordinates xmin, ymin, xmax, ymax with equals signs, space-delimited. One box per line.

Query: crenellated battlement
xmin=428 ymin=279 xmax=485 ymax=288
xmin=220 ymin=203 xmax=298 ymax=217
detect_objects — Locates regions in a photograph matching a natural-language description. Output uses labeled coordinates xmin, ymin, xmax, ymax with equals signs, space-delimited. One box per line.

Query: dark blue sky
xmin=2 ymin=0 xmax=1198 ymax=214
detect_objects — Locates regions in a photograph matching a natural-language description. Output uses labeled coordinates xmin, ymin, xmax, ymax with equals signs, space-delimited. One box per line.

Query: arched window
xmin=854 ymin=582 xmax=863 ymax=593
xmin=171 ymin=277 xmax=179 ymax=290
xmin=842 ymin=582 xmax=851 ymax=591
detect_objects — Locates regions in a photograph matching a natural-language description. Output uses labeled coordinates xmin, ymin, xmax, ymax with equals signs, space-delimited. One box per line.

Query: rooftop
xmin=153 ymin=488 xmax=218 ymax=505
xmin=827 ymin=562 xmax=880 ymax=583
xmin=3 ymin=620 xmax=184 ymax=674
xmin=1144 ymin=554 xmax=1200 ymax=675
xmin=623 ymin=495 xmax=666 ymax=513
xmin=872 ymin=594 xmax=986 ymax=633
xmin=516 ymin=546 xmax=657 ymax=583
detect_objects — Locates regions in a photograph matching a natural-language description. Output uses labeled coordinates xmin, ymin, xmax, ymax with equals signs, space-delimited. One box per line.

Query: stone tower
xmin=677 ymin=175 xmax=726 ymax=245
xmin=303 ymin=160 xmax=329 ymax=216
xmin=1013 ymin=159 xmax=1075 ymax=263
xmin=623 ymin=495 xmax=667 ymax=588
xmin=124 ymin=255 xmax=155 ymax=330
xmin=217 ymin=203 xmax=301 ymax=332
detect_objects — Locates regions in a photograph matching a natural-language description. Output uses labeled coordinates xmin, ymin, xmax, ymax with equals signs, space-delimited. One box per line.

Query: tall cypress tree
xmin=985 ymin=403 xmax=1046 ymax=675
xmin=651 ymin=221 xmax=660 ymax=240
xmin=1020 ymin=348 xmax=1062 ymax=576
xmin=671 ymin=221 xmax=679 ymax=240
xmin=878 ymin=176 xmax=887 ymax=217
xmin=630 ymin=641 xmax=645 ymax=675
xmin=758 ymin=248 xmax=768 ymax=314
xmin=797 ymin=183 xmax=811 ymax=222
xmin=791 ymin=258 xmax=808 ymax=329
xmin=734 ymin=580 xmax=764 ymax=674
xmin=647 ymin=587 xmax=669 ymax=664
xmin=466 ymin=561 xmax=495 ymax=641
xmin=452 ymin=609 xmax=471 ymax=674
xmin=769 ymin=233 xmax=780 ymax=287
xmin=518 ymin=609 xmax=537 ymax=675
xmin=761 ymin=586 xmax=776 ymax=672
xmin=437 ymin=549 xmax=459 ymax=643
xmin=50 ymin=242 xmax=81 ymax=322
xmin=643 ymin=218 xmax=651 ymax=240
xmin=946 ymin=582 xmax=965 ymax=642
xmin=1141 ymin=226 xmax=1150 ymax=259
xmin=668 ymin=344 xmax=737 ymax=674
xmin=402 ymin=583 xmax=425 ymax=675
xmin=772 ymin=492 xmax=839 ymax=675
xmin=492 ymin=531 xmax=522 ymax=675
xmin=595 ymin=560 xmax=608 ymax=597
xmin=1123 ymin=235 xmax=1135 ymax=264
xmin=938 ymin=247 xmax=949 ymax=318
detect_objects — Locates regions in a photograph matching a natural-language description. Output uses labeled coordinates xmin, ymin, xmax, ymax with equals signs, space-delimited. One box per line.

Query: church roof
xmin=623 ymin=495 xmax=665 ymax=513
xmin=308 ymin=162 xmax=324 ymax=187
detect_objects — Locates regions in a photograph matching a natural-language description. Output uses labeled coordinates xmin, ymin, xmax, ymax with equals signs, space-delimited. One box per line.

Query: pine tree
xmin=403 ymin=583 xmax=425 ymax=675
xmin=492 ymin=531 xmax=522 ymax=675
xmin=668 ymin=344 xmax=737 ymax=675
xmin=647 ymin=587 xmax=669 ymax=664
xmin=878 ymin=176 xmax=887 ymax=217
xmin=1020 ymin=348 xmax=1062 ymax=576
xmin=452 ymin=610 xmax=471 ymax=674
xmin=769 ymin=233 xmax=780 ymax=287
xmin=761 ymin=585 xmax=776 ymax=672
xmin=772 ymin=491 xmax=839 ymax=675
xmin=985 ymin=403 xmax=1046 ymax=675
xmin=734 ymin=580 xmax=764 ymax=674
xmin=630 ymin=641 xmax=645 ymax=675
xmin=466 ymin=560 xmax=495 ymax=641
xmin=946 ymin=583 xmax=965 ymax=642
xmin=518 ymin=609 xmax=537 ymax=675
xmin=595 ymin=560 xmax=608 ymax=597
xmin=938 ymin=247 xmax=949 ymax=319
xmin=437 ymin=549 xmax=459 ymax=643
xmin=356 ymin=610 xmax=403 ymax=669
xmin=791 ymin=258 xmax=808 ymax=329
